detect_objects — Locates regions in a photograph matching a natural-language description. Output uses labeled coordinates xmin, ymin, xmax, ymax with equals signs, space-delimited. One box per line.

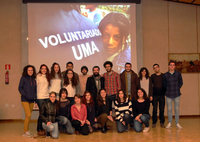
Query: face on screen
xmin=101 ymin=24 xmax=122 ymax=55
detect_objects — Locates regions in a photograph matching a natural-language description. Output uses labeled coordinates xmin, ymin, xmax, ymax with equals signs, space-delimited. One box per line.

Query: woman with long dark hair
xmin=97 ymin=89 xmax=113 ymax=133
xmin=18 ymin=65 xmax=36 ymax=137
xmin=56 ymin=88 xmax=74 ymax=134
xmin=138 ymin=67 xmax=153 ymax=101
xmin=82 ymin=91 xmax=98 ymax=133
xmin=63 ymin=69 xmax=80 ymax=106
xmin=115 ymin=89 xmax=133 ymax=133
xmin=71 ymin=94 xmax=89 ymax=135
xmin=133 ymin=88 xmax=150 ymax=133
xmin=49 ymin=62 xmax=62 ymax=99
xmin=36 ymin=64 xmax=51 ymax=135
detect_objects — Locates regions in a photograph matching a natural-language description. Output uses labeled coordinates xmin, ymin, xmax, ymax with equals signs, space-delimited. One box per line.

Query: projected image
xmin=28 ymin=4 xmax=133 ymax=73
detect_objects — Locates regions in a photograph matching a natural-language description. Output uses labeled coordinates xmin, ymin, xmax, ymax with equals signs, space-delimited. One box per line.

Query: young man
xmin=164 ymin=61 xmax=183 ymax=129
xmin=151 ymin=64 xmax=166 ymax=128
xmin=86 ymin=66 xmax=105 ymax=113
xmin=120 ymin=62 xmax=140 ymax=101
xmin=103 ymin=61 xmax=121 ymax=108
xmin=79 ymin=66 xmax=90 ymax=96
xmin=61 ymin=62 xmax=79 ymax=81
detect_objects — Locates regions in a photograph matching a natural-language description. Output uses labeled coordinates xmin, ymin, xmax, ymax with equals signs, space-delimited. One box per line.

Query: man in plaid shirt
xmin=103 ymin=61 xmax=121 ymax=108
xmin=164 ymin=61 xmax=183 ymax=129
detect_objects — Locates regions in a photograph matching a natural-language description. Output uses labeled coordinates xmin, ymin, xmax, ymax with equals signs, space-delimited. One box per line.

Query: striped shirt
xmin=103 ymin=70 xmax=121 ymax=95
xmin=114 ymin=98 xmax=133 ymax=122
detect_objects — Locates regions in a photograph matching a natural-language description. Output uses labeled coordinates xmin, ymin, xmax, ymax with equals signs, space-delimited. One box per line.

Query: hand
xmin=135 ymin=115 xmax=140 ymax=121
xmin=94 ymin=118 xmax=97 ymax=122
xmin=86 ymin=120 xmax=90 ymax=125
xmin=150 ymin=96 xmax=153 ymax=101
xmin=122 ymin=121 xmax=125 ymax=126
xmin=81 ymin=120 xmax=85 ymax=126
xmin=107 ymin=115 xmax=113 ymax=121
xmin=138 ymin=118 xmax=142 ymax=123
xmin=47 ymin=122 xmax=52 ymax=126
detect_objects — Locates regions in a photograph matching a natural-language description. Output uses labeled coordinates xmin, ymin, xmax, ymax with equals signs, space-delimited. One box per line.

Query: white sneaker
xmin=22 ymin=131 xmax=33 ymax=138
xmin=166 ymin=123 xmax=172 ymax=129
xmin=176 ymin=123 xmax=182 ymax=129
xmin=143 ymin=127 xmax=150 ymax=133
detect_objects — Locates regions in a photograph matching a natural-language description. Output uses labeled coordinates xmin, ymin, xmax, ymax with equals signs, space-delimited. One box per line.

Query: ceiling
xmin=166 ymin=0 xmax=200 ymax=6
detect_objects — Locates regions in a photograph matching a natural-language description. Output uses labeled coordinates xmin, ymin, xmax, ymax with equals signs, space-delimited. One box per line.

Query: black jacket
xmin=18 ymin=75 xmax=37 ymax=102
xmin=40 ymin=100 xmax=58 ymax=124
xmin=86 ymin=75 xmax=105 ymax=101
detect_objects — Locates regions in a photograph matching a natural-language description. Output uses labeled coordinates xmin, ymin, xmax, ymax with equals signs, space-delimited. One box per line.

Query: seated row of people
xmin=40 ymin=88 xmax=150 ymax=138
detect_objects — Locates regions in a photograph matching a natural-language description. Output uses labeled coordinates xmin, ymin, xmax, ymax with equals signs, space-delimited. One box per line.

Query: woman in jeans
xmin=57 ymin=88 xmax=74 ymax=134
xmin=114 ymin=90 xmax=132 ymax=133
xmin=133 ymin=88 xmax=150 ymax=133
xmin=36 ymin=64 xmax=51 ymax=135
xmin=18 ymin=65 xmax=37 ymax=137
xmin=40 ymin=92 xmax=59 ymax=138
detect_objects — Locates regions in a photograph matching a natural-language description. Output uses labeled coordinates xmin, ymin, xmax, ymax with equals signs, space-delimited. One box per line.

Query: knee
xmin=48 ymin=124 xmax=55 ymax=131
xmin=51 ymin=133 xmax=59 ymax=139
xmin=117 ymin=129 xmax=124 ymax=133
xmin=25 ymin=112 xmax=31 ymax=118
xmin=101 ymin=113 xmax=108 ymax=118
xmin=67 ymin=127 xmax=74 ymax=134
xmin=134 ymin=126 xmax=142 ymax=132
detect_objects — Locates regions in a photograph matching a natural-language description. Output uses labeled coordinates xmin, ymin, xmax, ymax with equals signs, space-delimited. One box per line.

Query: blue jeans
xmin=134 ymin=114 xmax=150 ymax=132
xmin=116 ymin=114 xmax=131 ymax=133
xmin=42 ymin=122 xmax=58 ymax=139
xmin=166 ymin=96 xmax=180 ymax=125
xmin=58 ymin=116 xmax=74 ymax=134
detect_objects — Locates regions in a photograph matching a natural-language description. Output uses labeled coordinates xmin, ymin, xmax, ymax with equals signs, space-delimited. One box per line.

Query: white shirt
xmin=63 ymin=81 xmax=76 ymax=98
xmin=36 ymin=73 xmax=49 ymax=99
xmin=49 ymin=74 xmax=62 ymax=93
xmin=140 ymin=78 xmax=149 ymax=97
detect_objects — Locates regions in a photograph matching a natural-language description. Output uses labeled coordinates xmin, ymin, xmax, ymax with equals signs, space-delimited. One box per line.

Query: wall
xmin=142 ymin=0 xmax=200 ymax=115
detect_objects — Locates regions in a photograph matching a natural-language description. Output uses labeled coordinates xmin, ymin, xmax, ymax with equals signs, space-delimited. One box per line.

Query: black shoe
xmin=101 ymin=127 xmax=107 ymax=133
xmin=46 ymin=132 xmax=51 ymax=138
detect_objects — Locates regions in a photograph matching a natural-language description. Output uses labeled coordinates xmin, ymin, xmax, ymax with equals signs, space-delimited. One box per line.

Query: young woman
xmin=36 ymin=64 xmax=50 ymax=135
xmin=82 ymin=91 xmax=98 ymax=133
xmin=97 ymin=89 xmax=113 ymax=133
xmin=49 ymin=62 xmax=62 ymax=99
xmin=63 ymin=69 xmax=80 ymax=106
xmin=138 ymin=67 xmax=153 ymax=101
xmin=133 ymin=88 xmax=150 ymax=133
xmin=114 ymin=90 xmax=133 ymax=133
xmin=18 ymin=65 xmax=37 ymax=137
xmin=71 ymin=94 xmax=89 ymax=135
xmin=56 ymin=88 xmax=74 ymax=134
xmin=40 ymin=92 xmax=59 ymax=139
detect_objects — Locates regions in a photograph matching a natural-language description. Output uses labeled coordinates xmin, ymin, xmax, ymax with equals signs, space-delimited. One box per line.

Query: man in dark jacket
xmin=120 ymin=62 xmax=140 ymax=101
xmin=86 ymin=66 xmax=105 ymax=114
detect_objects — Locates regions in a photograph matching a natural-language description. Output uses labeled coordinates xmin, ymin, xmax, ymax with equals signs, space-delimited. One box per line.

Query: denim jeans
xmin=58 ymin=116 xmax=74 ymax=134
xmin=116 ymin=114 xmax=131 ymax=133
xmin=42 ymin=122 xmax=59 ymax=139
xmin=37 ymin=99 xmax=49 ymax=132
xmin=152 ymin=95 xmax=165 ymax=124
xmin=134 ymin=114 xmax=150 ymax=132
xmin=166 ymin=96 xmax=180 ymax=125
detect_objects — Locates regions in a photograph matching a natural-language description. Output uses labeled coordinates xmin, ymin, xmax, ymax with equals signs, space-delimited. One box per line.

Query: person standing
xmin=18 ymin=65 xmax=37 ymax=137
xmin=79 ymin=66 xmax=90 ymax=96
xmin=120 ymin=62 xmax=140 ymax=101
xmin=36 ymin=64 xmax=51 ymax=135
xmin=164 ymin=61 xmax=183 ymax=129
xmin=62 ymin=61 xmax=79 ymax=81
xmin=151 ymin=64 xmax=166 ymax=128
xmin=103 ymin=61 xmax=121 ymax=110
xmin=86 ymin=66 xmax=105 ymax=113
xmin=138 ymin=67 xmax=153 ymax=101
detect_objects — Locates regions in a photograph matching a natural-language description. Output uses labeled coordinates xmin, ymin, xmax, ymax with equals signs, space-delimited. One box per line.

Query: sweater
xmin=36 ymin=74 xmax=49 ymax=99
xmin=49 ymin=74 xmax=62 ymax=93
xmin=18 ymin=75 xmax=37 ymax=102
xmin=151 ymin=73 xmax=166 ymax=96
xmin=71 ymin=104 xmax=87 ymax=122
xmin=114 ymin=98 xmax=133 ymax=122
xmin=132 ymin=99 xmax=150 ymax=118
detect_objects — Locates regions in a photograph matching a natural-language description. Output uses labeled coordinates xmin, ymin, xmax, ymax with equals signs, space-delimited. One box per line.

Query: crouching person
xmin=40 ymin=91 xmax=59 ymax=138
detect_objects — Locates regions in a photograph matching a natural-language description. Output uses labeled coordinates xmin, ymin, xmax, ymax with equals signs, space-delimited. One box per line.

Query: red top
xmin=71 ymin=103 xmax=87 ymax=122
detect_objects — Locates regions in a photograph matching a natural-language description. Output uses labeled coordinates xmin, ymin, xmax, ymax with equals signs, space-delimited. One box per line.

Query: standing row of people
xmin=18 ymin=60 xmax=183 ymax=138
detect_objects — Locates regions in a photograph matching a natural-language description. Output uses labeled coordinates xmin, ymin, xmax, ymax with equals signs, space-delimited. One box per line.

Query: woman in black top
xmin=57 ymin=88 xmax=74 ymax=134
xmin=133 ymin=88 xmax=150 ymax=133
xmin=97 ymin=89 xmax=113 ymax=133
xmin=40 ymin=92 xmax=58 ymax=138
xmin=82 ymin=91 xmax=98 ymax=133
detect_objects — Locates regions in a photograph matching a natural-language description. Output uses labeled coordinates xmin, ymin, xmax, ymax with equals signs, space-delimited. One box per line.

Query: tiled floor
xmin=0 ymin=117 xmax=199 ymax=142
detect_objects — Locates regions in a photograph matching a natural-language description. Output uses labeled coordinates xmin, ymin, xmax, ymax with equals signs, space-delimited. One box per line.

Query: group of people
xmin=18 ymin=60 xmax=183 ymax=138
